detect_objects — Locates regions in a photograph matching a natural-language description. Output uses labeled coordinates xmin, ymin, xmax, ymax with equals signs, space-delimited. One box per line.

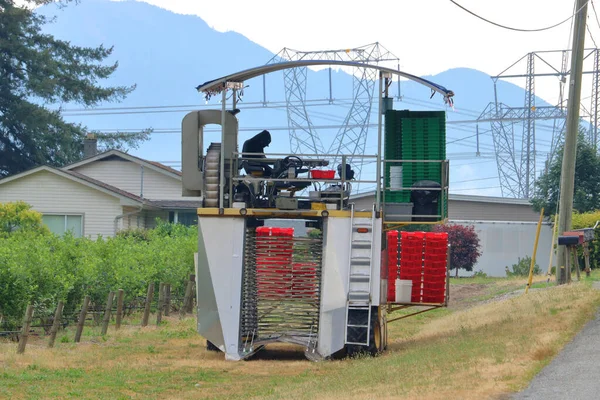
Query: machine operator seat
xmin=240 ymin=130 xmax=272 ymax=177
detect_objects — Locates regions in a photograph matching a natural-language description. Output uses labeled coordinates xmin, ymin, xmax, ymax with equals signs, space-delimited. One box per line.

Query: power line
xmin=450 ymin=185 xmax=502 ymax=192
xmin=587 ymin=23 xmax=598 ymax=48
xmin=449 ymin=0 xmax=589 ymax=32
xmin=451 ymin=176 xmax=498 ymax=184
xmin=592 ymin=0 xmax=600 ymax=29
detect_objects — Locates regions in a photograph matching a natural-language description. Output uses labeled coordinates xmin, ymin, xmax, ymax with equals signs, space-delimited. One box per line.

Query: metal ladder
xmin=344 ymin=204 xmax=375 ymax=346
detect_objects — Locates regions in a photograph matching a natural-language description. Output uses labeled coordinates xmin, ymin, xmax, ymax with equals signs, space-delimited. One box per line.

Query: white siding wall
xmin=353 ymin=195 xmax=540 ymax=222
xmin=122 ymin=206 xmax=146 ymax=230
xmin=449 ymin=200 xmax=540 ymax=222
xmin=145 ymin=210 xmax=169 ymax=229
xmin=0 ymin=170 xmax=123 ymax=239
xmin=456 ymin=221 xmax=553 ymax=277
xmin=72 ymin=159 xmax=183 ymax=200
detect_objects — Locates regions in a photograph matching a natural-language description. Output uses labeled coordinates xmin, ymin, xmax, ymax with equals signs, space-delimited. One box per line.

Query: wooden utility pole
xmin=556 ymin=0 xmax=588 ymax=284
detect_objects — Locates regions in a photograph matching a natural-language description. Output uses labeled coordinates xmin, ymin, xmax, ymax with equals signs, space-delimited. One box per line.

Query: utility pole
xmin=556 ymin=0 xmax=588 ymax=284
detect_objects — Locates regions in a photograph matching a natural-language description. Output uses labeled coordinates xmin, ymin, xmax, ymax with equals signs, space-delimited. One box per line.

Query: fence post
xmin=115 ymin=289 xmax=125 ymax=330
xmin=186 ymin=274 xmax=195 ymax=314
xmin=156 ymin=282 xmax=165 ymax=326
xmin=142 ymin=283 xmax=154 ymax=327
xmin=165 ymin=284 xmax=171 ymax=317
xmin=17 ymin=304 xmax=34 ymax=354
xmin=48 ymin=301 xmax=64 ymax=348
xmin=101 ymin=291 xmax=115 ymax=336
xmin=181 ymin=277 xmax=194 ymax=319
xmin=74 ymin=296 xmax=90 ymax=343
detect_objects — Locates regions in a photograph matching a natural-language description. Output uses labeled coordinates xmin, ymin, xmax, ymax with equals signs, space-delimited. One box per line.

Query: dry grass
xmin=1 ymin=278 xmax=599 ymax=400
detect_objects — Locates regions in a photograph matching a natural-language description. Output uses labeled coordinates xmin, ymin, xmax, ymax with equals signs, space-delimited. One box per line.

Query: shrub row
xmin=0 ymin=222 xmax=197 ymax=329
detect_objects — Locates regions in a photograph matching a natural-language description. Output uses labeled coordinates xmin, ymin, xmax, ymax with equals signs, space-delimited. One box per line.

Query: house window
xmin=42 ymin=214 xmax=83 ymax=237
xmin=168 ymin=211 xmax=198 ymax=227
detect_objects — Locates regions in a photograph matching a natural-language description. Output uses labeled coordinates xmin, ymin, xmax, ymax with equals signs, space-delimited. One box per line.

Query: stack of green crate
xmin=384 ymin=110 xmax=409 ymax=203
xmin=383 ymin=110 xmax=447 ymax=216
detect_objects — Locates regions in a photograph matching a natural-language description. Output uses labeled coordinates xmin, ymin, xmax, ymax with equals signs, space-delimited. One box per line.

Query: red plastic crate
xmin=423 ymin=281 xmax=446 ymax=290
xmin=400 ymin=253 xmax=422 ymax=262
xmin=401 ymin=247 xmax=424 ymax=255
xmin=424 ymin=247 xmax=448 ymax=256
xmin=424 ymin=260 xmax=447 ymax=269
xmin=400 ymin=274 xmax=423 ymax=283
xmin=400 ymin=260 xmax=422 ymax=269
xmin=425 ymin=232 xmax=448 ymax=240
xmin=424 ymin=254 xmax=448 ymax=263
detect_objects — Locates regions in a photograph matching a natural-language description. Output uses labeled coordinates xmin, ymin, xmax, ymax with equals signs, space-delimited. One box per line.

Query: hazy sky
xmin=133 ymin=0 xmax=591 ymax=105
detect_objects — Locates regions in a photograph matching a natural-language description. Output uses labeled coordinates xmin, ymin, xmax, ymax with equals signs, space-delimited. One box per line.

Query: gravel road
xmin=512 ymin=283 xmax=600 ymax=400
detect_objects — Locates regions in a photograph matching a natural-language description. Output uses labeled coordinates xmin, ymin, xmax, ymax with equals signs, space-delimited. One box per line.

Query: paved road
xmin=513 ymin=284 xmax=600 ymax=400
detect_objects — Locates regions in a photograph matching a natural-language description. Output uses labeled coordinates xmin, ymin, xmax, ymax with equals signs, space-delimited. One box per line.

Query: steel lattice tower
xmin=478 ymin=49 xmax=598 ymax=198
xmin=267 ymin=43 xmax=399 ymax=182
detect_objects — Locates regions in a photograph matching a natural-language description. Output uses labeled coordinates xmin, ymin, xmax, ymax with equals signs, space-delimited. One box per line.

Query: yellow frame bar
xmin=196 ymin=208 xmax=373 ymax=219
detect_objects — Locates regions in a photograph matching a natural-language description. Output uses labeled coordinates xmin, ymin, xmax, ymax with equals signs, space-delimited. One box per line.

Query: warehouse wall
xmin=451 ymin=220 xmax=553 ymax=277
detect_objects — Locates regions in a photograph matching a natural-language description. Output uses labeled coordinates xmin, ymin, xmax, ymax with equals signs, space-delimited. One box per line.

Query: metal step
xmin=346 ymin=324 xmax=369 ymax=328
xmin=351 ymin=239 xmax=372 ymax=249
xmin=350 ymin=273 xmax=371 ymax=281
xmin=350 ymin=257 xmax=371 ymax=265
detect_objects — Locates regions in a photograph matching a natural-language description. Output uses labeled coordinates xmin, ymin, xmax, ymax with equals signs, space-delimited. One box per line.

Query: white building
xmin=352 ymin=192 xmax=553 ymax=277
xmin=0 ymin=150 xmax=201 ymax=239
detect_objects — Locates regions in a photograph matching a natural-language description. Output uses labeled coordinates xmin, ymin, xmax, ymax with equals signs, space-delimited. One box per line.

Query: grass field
xmin=1 ymin=274 xmax=600 ymax=399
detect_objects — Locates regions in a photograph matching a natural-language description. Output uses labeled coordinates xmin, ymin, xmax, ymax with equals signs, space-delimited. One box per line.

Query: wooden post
xmin=181 ymin=278 xmax=194 ymax=318
xmin=584 ymin=242 xmax=591 ymax=277
xmin=115 ymin=289 xmax=125 ymax=330
xmin=74 ymin=296 xmax=90 ymax=343
xmin=573 ymin=247 xmax=581 ymax=281
xmin=101 ymin=291 xmax=115 ymax=335
xmin=186 ymin=274 xmax=195 ymax=313
xmin=17 ymin=304 xmax=34 ymax=354
xmin=156 ymin=282 xmax=165 ymax=326
xmin=142 ymin=283 xmax=154 ymax=327
xmin=48 ymin=301 xmax=64 ymax=348
xmin=164 ymin=284 xmax=171 ymax=317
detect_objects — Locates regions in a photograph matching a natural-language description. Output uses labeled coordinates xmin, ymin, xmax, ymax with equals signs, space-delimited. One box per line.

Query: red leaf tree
xmin=432 ymin=224 xmax=482 ymax=277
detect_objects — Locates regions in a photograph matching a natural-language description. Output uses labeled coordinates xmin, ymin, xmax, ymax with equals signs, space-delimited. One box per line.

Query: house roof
xmin=63 ymin=149 xmax=182 ymax=179
xmin=149 ymin=200 xmax=204 ymax=209
xmin=0 ymin=166 xmax=145 ymax=206
xmin=0 ymin=165 xmax=201 ymax=210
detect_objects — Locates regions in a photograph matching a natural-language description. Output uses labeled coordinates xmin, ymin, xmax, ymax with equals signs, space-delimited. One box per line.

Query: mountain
xmin=37 ymin=0 xmax=555 ymax=196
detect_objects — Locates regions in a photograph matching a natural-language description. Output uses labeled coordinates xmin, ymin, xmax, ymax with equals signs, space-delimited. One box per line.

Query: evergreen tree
xmin=531 ymin=129 xmax=600 ymax=216
xmin=0 ymin=0 xmax=149 ymax=177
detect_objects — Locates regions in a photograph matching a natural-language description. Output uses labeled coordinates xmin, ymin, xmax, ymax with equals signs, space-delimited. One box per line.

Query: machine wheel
xmin=206 ymin=340 xmax=220 ymax=352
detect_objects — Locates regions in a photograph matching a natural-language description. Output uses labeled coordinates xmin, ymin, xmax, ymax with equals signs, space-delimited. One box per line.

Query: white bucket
xmin=390 ymin=166 xmax=403 ymax=191
xmin=395 ymin=279 xmax=412 ymax=303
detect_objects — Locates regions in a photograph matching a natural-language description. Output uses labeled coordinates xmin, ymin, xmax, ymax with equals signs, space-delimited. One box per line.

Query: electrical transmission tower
xmin=477 ymin=49 xmax=599 ymax=198
xmin=267 ymin=43 xmax=400 ymax=182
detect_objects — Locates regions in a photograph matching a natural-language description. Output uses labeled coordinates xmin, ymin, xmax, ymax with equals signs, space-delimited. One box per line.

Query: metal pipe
xmin=376 ymin=72 xmax=383 ymax=211
xmin=525 ymin=208 xmax=544 ymax=294
xmin=219 ymin=88 xmax=227 ymax=209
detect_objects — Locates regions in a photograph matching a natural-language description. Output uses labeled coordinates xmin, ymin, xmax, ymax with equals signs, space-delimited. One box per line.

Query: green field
xmin=1 ymin=273 xmax=599 ymax=399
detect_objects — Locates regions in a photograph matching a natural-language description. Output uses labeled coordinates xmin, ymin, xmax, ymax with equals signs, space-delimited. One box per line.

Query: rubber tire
xmin=206 ymin=340 xmax=220 ymax=352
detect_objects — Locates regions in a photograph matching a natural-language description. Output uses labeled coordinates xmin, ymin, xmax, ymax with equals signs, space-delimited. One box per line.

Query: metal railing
xmin=230 ymin=152 xmax=378 ymax=211
xmin=223 ymin=152 xmax=449 ymax=221
xmin=382 ymin=159 xmax=450 ymax=225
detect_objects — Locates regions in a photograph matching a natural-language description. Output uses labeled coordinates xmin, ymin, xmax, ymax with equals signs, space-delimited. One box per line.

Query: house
xmin=352 ymin=191 xmax=553 ymax=277
xmin=0 ymin=148 xmax=201 ymax=239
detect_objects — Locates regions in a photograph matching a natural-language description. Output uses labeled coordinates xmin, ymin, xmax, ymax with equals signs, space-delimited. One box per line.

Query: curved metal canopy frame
xmin=195 ymin=60 xmax=454 ymax=104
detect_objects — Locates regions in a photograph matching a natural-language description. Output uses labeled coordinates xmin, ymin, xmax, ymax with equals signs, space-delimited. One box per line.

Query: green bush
xmin=0 ymin=221 xmax=197 ymax=329
xmin=506 ymin=256 xmax=541 ymax=277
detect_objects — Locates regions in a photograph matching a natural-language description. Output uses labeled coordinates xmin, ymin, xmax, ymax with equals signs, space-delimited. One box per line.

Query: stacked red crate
xmin=256 ymin=227 xmax=294 ymax=299
xmin=400 ymin=232 xmax=425 ymax=302
xmin=386 ymin=230 xmax=399 ymax=302
xmin=422 ymin=232 xmax=448 ymax=303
